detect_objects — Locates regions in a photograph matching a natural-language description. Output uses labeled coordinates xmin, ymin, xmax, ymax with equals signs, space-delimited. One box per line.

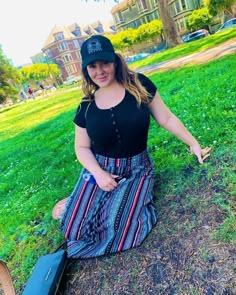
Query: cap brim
xmin=82 ymin=51 xmax=115 ymax=68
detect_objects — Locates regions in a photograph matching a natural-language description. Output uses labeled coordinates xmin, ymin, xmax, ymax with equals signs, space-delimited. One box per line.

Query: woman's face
xmin=86 ymin=61 xmax=116 ymax=88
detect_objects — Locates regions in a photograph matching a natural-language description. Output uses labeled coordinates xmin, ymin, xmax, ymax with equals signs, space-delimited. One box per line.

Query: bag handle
xmin=0 ymin=260 xmax=16 ymax=295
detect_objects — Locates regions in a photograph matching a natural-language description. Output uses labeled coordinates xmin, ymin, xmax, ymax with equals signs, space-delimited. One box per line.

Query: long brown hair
xmin=81 ymin=53 xmax=152 ymax=105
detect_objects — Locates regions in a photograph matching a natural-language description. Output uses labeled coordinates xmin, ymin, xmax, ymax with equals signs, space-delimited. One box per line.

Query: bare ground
xmin=58 ymin=168 xmax=236 ymax=295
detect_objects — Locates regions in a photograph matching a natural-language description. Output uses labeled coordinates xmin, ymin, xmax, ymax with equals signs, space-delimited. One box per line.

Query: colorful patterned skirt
xmin=60 ymin=149 xmax=157 ymax=258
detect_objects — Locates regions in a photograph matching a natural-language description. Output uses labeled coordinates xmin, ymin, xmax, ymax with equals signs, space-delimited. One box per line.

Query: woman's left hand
xmin=190 ymin=145 xmax=211 ymax=164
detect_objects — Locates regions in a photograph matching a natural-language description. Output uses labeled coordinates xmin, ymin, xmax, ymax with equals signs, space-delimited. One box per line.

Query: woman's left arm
xmin=149 ymin=91 xmax=211 ymax=164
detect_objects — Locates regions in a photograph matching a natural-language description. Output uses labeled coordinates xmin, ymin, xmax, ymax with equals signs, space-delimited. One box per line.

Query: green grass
xmin=129 ymin=28 xmax=236 ymax=69
xmin=1 ymin=54 xmax=235 ymax=292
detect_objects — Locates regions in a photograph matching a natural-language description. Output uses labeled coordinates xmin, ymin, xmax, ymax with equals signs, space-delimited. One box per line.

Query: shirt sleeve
xmin=137 ymin=73 xmax=157 ymax=100
xmin=73 ymin=99 xmax=90 ymax=128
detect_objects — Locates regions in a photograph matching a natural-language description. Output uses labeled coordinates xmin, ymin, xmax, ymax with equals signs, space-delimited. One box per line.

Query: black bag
xmin=22 ymin=247 xmax=67 ymax=295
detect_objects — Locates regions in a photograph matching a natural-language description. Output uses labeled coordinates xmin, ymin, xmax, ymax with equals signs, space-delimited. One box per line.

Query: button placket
xmin=110 ymin=108 xmax=122 ymax=144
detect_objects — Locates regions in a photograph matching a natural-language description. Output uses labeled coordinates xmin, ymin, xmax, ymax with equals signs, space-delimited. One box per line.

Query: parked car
xmin=216 ymin=18 xmax=236 ymax=32
xmin=34 ymin=89 xmax=43 ymax=97
xmin=45 ymin=85 xmax=56 ymax=91
xmin=125 ymin=53 xmax=150 ymax=64
xmin=182 ymin=29 xmax=210 ymax=42
xmin=63 ymin=75 xmax=80 ymax=85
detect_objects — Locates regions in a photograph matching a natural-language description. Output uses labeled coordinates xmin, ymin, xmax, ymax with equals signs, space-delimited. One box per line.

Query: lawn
xmin=129 ymin=27 xmax=236 ymax=70
xmin=0 ymin=55 xmax=235 ymax=293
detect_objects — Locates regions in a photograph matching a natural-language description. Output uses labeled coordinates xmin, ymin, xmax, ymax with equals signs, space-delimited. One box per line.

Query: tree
xmin=108 ymin=20 xmax=163 ymax=53
xmin=0 ymin=47 xmax=21 ymax=104
xmin=204 ymin=0 xmax=236 ymax=16
xmin=18 ymin=63 xmax=60 ymax=84
xmin=87 ymin=0 xmax=182 ymax=48
xmin=109 ymin=29 xmax=139 ymax=53
xmin=187 ymin=7 xmax=213 ymax=31
xmin=118 ymin=28 xmax=137 ymax=49
xmin=136 ymin=19 xmax=163 ymax=43
xmin=157 ymin=0 xmax=182 ymax=47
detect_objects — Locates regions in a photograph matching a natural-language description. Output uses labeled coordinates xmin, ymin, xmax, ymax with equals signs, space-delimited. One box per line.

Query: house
xmin=111 ymin=0 xmax=159 ymax=31
xmin=31 ymin=52 xmax=48 ymax=64
xmin=41 ymin=24 xmax=85 ymax=81
xmin=41 ymin=21 xmax=116 ymax=81
xmin=110 ymin=0 xmax=221 ymax=35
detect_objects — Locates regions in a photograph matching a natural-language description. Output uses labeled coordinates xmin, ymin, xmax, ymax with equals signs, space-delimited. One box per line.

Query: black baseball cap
xmin=81 ymin=35 xmax=115 ymax=68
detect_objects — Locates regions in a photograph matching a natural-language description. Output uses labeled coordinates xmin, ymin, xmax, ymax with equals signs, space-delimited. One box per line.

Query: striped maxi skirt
xmin=60 ymin=149 xmax=157 ymax=258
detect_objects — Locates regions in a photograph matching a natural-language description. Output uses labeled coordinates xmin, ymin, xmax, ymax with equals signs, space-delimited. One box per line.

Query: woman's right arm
xmin=75 ymin=125 xmax=117 ymax=191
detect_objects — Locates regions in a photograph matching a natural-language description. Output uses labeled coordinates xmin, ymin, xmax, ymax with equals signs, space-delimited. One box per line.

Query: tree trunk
xmin=158 ymin=0 xmax=182 ymax=48
xmin=228 ymin=3 xmax=236 ymax=16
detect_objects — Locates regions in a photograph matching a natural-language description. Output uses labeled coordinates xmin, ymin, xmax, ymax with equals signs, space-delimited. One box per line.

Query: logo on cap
xmin=87 ymin=39 xmax=102 ymax=54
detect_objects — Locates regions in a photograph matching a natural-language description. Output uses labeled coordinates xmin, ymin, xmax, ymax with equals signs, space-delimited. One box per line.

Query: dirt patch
xmin=139 ymin=38 xmax=236 ymax=74
xmin=58 ymin=179 xmax=235 ymax=295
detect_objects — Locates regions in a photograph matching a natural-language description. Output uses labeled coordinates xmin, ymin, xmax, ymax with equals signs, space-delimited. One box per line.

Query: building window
xmin=181 ymin=0 xmax=187 ymax=10
xmin=142 ymin=0 xmax=147 ymax=10
xmin=44 ymin=49 xmax=52 ymax=58
xmin=170 ymin=3 xmax=175 ymax=16
xmin=139 ymin=0 xmax=148 ymax=10
xmin=72 ymin=29 xmax=81 ymax=37
xmin=116 ymin=11 xmax=124 ymax=22
xmin=95 ymin=26 xmax=104 ymax=33
xmin=110 ymin=25 xmax=116 ymax=32
xmin=176 ymin=17 xmax=186 ymax=31
xmin=54 ymin=32 xmax=64 ymax=41
xmin=63 ymin=54 xmax=72 ymax=63
xmin=73 ymin=39 xmax=80 ymax=48
xmin=175 ymin=1 xmax=181 ymax=14
xmin=137 ymin=19 xmax=142 ymax=26
xmin=59 ymin=42 xmax=68 ymax=51
xmin=154 ymin=10 xmax=159 ymax=18
xmin=66 ymin=64 xmax=77 ymax=75
xmin=76 ymin=51 xmax=81 ymax=59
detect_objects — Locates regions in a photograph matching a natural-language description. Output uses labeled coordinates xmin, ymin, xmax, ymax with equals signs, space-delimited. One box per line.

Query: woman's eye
xmin=88 ymin=64 xmax=96 ymax=69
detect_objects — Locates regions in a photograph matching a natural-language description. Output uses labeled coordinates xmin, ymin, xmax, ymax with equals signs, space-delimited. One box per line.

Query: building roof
xmin=67 ymin=22 xmax=80 ymax=32
xmin=43 ymin=20 xmax=116 ymax=49
xmin=43 ymin=25 xmax=76 ymax=48
xmin=90 ymin=20 xmax=102 ymax=28
xmin=102 ymin=21 xmax=117 ymax=34
xmin=111 ymin=0 xmax=134 ymax=13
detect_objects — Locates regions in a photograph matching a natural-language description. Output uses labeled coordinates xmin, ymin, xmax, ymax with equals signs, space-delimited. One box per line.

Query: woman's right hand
xmin=94 ymin=170 xmax=118 ymax=191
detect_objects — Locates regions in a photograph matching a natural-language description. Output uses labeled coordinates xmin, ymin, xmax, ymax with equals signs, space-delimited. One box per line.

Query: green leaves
xmin=0 ymin=47 xmax=20 ymax=103
xmin=187 ymin=7 xmax=213 ymax=30
xmin=18 ymin=63 xmax=60 ymax=84
xmin=204 ymin=0 xmax=236 ymax=15
xmin=108 ymin=19 xmax=163 ymax=52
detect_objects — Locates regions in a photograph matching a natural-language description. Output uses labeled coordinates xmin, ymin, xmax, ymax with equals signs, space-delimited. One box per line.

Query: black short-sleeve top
xmin=73 ymin=73 xmax=157 ymax=158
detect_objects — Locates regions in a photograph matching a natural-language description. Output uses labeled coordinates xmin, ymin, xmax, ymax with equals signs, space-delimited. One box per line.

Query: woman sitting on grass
xmin=52 ymin=35 xmax=210 ymax=258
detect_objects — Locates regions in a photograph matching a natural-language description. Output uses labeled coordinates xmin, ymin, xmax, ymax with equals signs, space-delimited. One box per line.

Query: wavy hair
xmin=81 ymin=53 xmax=152 ymax=105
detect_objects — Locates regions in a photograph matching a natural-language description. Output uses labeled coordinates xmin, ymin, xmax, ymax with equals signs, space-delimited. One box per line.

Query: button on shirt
xmin=73 ymin=73 xmax=157 ymax=158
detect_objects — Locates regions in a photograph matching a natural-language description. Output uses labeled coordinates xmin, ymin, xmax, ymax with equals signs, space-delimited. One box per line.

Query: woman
xmin=27 ymin=86 xmax=35 ymax=100
xmin=53 ymin=35 xmax=210 ymax=258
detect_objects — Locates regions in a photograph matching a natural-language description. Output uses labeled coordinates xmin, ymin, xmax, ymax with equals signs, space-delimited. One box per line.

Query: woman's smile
xmin=87 ymin=61 xmax=116 ymax=88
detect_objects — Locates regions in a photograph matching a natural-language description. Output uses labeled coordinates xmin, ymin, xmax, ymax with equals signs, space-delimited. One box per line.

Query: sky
xmin=0 ymin=0 xmax=119 ymax=66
